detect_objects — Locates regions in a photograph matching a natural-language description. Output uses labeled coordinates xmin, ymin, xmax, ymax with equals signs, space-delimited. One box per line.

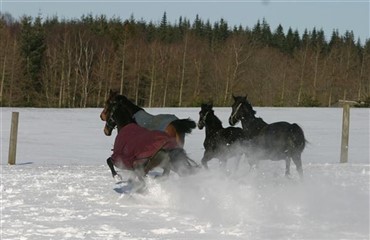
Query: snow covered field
xmin=1 ymin=107 xmax=369 ymax=239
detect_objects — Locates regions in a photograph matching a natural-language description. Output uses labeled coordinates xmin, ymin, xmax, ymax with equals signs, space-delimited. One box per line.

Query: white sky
xmin=1 ymin=0 xmax=369 ymax=42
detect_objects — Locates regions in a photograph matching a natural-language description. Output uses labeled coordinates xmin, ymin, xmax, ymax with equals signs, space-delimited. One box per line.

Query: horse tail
xmin=171 ymin=118 xmax=196 ymax=134
xmin=288 ymin=123 xmax=306 ymax=154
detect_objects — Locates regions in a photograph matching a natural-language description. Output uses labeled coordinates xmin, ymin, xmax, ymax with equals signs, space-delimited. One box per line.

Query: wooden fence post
xmin=338 ymin=100 xmax=356 ymax=163
xmin=340 ymin=103 xmax=350 ymax=163
xmin=8 ymin=112 xmax=19 ymax=165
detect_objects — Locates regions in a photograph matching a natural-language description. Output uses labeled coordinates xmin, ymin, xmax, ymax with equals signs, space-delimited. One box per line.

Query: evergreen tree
xmin=344 ymin=30 xmax=355 ymax=48
xmin=159 ymin=11 xmax=168 ymax=42
xmin=272 ymin=24 xmax=285 ymax=51
xmin=219 ymin=18 xmax=229 ymax=42
xmin=329 ymin=29 xmax=341 ymax=50
xmin=285 ymin=27 xmax=296 ymax=54
xmin=261 ymin=18 xmax=272 ymax=46
xmin=316 ymin=29 xmax=327 ymax=53
xmin=146 ymin=21 xmax=156 ymax=42
xmin=302 ymin=29 xmax=310 ymax=47
xmin=204 ymin=20 xmax=213 ymax=47
xmin=252 ymin=19 xmax=262 ymax=43
xmin=20 ymin=15 xmax=45 ymax=103
xmin=193 ymin=14 xmax=203 ymax=37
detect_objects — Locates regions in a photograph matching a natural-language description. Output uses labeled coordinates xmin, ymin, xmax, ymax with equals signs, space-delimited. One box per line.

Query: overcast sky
xmin=1 ymin=0 xmax=369 ymax=42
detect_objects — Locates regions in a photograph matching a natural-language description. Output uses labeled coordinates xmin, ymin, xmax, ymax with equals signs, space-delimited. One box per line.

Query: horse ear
xmin=232 ymin=94 xmax=236 ymax=100
xmin=245 ymin=94 xmax=248 ymax=100
xmin=109 ymin=89 xmax=119 ymax=96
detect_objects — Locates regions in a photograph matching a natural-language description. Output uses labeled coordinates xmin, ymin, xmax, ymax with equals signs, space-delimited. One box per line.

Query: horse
xmin=100 ymin=90 xmax=196 ymax=147
xmin=228 ymin=95 xmax=306 ymax=178
xmin=104 ymin=96 xmax=198 ymax=186
xmin=197 ymin=103 xmax=249 ymax=169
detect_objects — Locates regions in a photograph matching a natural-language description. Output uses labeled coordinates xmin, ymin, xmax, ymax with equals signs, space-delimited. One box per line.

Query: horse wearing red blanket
xmin=104 ymin=95 xmax=198 ymax=184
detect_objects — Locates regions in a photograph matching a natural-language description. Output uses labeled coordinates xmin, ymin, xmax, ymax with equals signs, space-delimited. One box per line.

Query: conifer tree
xmin=261 ymin=18 xmax=272 ymax=46
xmin=20 ymin=15 xmax=45 ymax=104
xmin=272 ymin=24 xmax=285 ymax=51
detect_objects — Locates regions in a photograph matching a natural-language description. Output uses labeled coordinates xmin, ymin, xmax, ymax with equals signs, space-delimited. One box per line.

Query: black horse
xmin=104 ymin=96 xmax=198 ymax=185
xmin=101 ymin=90 xmax=196 ymax=147
xmin=198 ymin=103 xmax=249 ymax=169
xmin=229 ymin=95 xmax=306 ymax=178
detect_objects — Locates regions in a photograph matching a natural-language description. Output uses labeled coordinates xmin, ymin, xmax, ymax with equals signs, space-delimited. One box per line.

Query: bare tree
xmin=297 ymin=42 xmax=309 ymax=105
xmin=148 ymin=42 xmax=157 ymax=107
xmin=223 ymin=38 xmax=252 ymax=105
xmin=178 ymin=34 xmax=188 ymax=107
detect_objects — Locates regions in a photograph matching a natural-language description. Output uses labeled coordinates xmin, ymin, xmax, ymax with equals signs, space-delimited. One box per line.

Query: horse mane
xmin=242 ymin=98 xmax=256 ymax=116
xmin=113 ymin=102 xmax=136 ymax=127
xmin=200 ymin=103 xmax=223 ymax=129
xmin=209 ymin=110 xmax=223 ymax=128
xmin=115 ymin=95 xmax=143 ymax=113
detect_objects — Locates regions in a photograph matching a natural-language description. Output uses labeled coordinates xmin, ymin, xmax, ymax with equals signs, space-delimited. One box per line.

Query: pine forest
xmin=0 ymin=12 xmax=369 ymax=108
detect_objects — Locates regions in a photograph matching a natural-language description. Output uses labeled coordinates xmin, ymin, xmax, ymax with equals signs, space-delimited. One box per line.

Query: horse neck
xmin=115 ymin=106 xmax=136 ymax=130
xmin=125 ymin=100 xmax=143 ymax=115
xmin=240 ymin=107 xmax=267 ymax=138
xmin=205 ymin=112 xmax=223 ymax=136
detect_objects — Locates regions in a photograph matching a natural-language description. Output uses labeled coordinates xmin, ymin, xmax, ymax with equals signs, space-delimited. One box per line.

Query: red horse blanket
xmin=111 ymin=123 xmax=178 ymax=170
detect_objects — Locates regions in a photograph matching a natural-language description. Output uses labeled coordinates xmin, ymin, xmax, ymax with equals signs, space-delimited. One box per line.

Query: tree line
xmin=0 ymin=12 xmax=369 ymax=107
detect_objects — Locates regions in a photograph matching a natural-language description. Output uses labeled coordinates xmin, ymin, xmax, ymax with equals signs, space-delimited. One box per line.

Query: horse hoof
xmin=114 ymin=174 xmax=123 ymax=183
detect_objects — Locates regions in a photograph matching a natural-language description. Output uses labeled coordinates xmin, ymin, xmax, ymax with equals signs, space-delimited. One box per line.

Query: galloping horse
xmin=104 ymin=95 xmax=198 ymax=184
xmin=198 ymin=103 xmax=248 ymax=169
xmin=100 ymin=90 xmax=196 ymax=147
xmin=229 ymin=95 xmax=306 ymax=178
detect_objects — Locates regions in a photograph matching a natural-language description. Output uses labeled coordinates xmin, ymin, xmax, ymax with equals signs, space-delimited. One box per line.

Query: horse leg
xmin=232 ymin=153 xmax=244 ymax=173
xmin=132 ymin=163 xmax=147 ymax=192
xmin=285 ymin=158 xmax=291 ymax=176
xmin=147 ymin=149 xmax=171 ymax=178
xmin=292 ymin=154 xmax=303 ymax=179
xmin=169 ymin=148 xmax=195 ymax=176
xmin=201 ymin=150 xmax=213 ymax=169
xmin=144 ymin=150 xmax=169 ymax=174
xmin=107 ymin=157 xmax=122 ymax=181
xmin=219 ymin=157 xmax=227 ymax=168
xmin=247 ymin=155 xmax=258 ymax=172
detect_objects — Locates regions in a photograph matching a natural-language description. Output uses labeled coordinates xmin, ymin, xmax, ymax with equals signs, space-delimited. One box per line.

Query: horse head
xmin=197 ymin=103 xmax=213 ymax=130
xmin=229 ymin=94 xmax=255 ymax=126
xmin=103 ymin=94 xmax=120 ymax=136
xmin=100 ymin=90 xmax=119 ymax=121
xmin=103 ymin=95 xmax=135 ymax=136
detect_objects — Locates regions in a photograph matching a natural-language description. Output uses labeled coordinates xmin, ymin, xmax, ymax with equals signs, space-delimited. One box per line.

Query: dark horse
xmin=229 ymin=95 xmax=306 ymax=178
xmin=104 ymin=95 xmax=198 ymax=185
xmin=198 ymin=103 xmax=249 ymax=169
xmin=100 ymin=90 xmax=196 ymax=147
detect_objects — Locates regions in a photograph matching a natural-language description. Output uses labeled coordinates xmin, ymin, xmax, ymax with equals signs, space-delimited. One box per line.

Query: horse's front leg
xmin=201 ymin=150 xmax=213 ymax=169
xmin=107 ymin=157 xmax=122 ymax=182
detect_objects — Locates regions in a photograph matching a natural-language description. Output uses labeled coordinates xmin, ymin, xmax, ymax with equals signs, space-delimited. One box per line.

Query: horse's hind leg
xmin=285 ymin=158 xmax=291 ymax=176
xmin=155 ymin=150 xmax=172 ymax=178
xmin=169 ymin=148 xmax=195 ymax=176
xmin=144 ymin=150 xmax=171 ymax=178
xmin=292 ymin=154 xmax=303 ymax=178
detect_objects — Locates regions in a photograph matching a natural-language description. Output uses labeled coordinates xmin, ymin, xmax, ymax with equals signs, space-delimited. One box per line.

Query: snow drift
xmin=1 ymin=107 xmax=369 ymax=239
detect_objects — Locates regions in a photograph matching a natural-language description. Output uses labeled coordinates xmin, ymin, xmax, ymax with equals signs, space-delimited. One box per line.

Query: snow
xmin=1 ymin=107 xmax=369 ymax=239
